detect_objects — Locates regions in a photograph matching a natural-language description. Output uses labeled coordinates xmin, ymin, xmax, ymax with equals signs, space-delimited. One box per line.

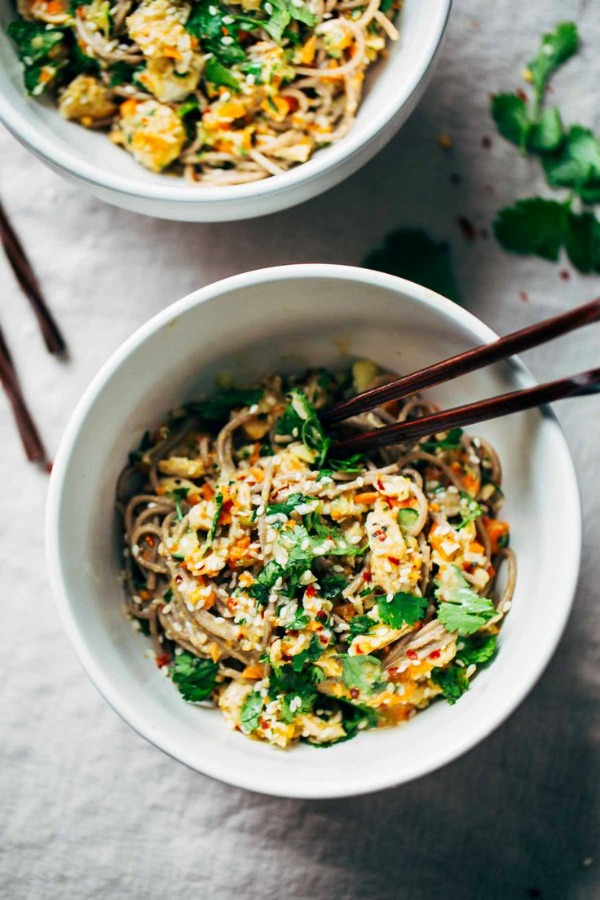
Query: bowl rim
xmin=0 ymin=0 xmax=451 ymax=205
xmin=45 ymin=264 xmax=582 ymax=798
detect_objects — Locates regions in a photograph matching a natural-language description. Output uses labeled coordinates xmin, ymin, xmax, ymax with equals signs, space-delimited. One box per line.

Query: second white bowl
xmin=0 ymin=0 xmax=450 ymax=221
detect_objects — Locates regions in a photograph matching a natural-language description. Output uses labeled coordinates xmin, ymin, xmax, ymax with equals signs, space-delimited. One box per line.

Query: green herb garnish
xmin=170 ymin=652 xmax=218 ymax=702
xmin=435 ymin=567 xmax=495 ymax=636
xmin=376 ymin=591 xmax=428 ymax=629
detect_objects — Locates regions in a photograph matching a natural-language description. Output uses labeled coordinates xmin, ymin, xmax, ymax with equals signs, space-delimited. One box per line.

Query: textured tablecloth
xmin=1 ymin=1 xmax=599 ymax=897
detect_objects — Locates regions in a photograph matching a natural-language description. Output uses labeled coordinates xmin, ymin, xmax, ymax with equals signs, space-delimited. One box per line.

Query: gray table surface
xmin=1 ymin=1 xmax=599 ymax=897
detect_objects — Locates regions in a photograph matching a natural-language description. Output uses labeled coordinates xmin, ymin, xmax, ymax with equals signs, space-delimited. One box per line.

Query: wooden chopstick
xmin=331 ymin=367 xmax=600 ymax=455
xmin=0 ymin=199 xmax=66 ymax=355
xmin=0 ymin=321 xmax=47 ymax=462
xmin=321 ymin=297 xmax=600 ymax=426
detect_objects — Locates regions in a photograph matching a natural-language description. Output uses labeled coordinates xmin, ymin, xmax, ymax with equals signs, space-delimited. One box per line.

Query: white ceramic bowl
xmin=46 ymin=265 xmax=581 ymax=798
xmin=0 ymin=1 xmax=450 ymax=221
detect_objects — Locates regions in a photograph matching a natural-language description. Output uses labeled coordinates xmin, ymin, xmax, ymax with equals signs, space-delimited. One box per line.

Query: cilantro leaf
xmin=188 ymin=387 xmax=263 ymax=424
xmin=491 ymin=93 xmax=531 ymax=150
xmin=563 ymin=209 xmax=600 ymax=273
xmin=431 ymin=664 xmax=470 ymax=704
xmin=420 ymin=428 xmax=463 ymax=453
xmin=455 ymin=491 xmax=484 ymax=531
xmin=8 ymin=20 xmax=66 ymax=96
xmin=284 ymin=609 xmax=310 ymax=631
xmin=456 ymin=633 xmax=498 ymax=666
xmin=365 ymin=229 xmax=461 ymax=305
xmin=266 ymin=493 xmax=315 ymax=518
xmin=435 ymin=567 xmax=496 ymax=636
xmin=170 ymin=652 xmax=218 ymax=702
xmin=291 ymin=636 xmax=322 ymax=671
xmin=323 ymin=453 xmax=365 ymax=475
xmin=248 ymin=559 xmax=283 ymax=606
xmin=240 ymin=690 xmax=263 ymax=733
xmin=320 ymin=573 xmax=349 ymax=599
xmin=186 ymin=0 xmax=247 ymax=64
xmin=376 ymin=592 xmax=427 ymax=629
xmin=529 ymin=107 xmax=564 ymax=154
xmin=527 ymin=21 xmax=579 ymax=108
xmin=342 ymin=655 xmax=384 ymax=693
xmin=338 ymin=700 xmax=379 ymax=739
xmin=493 ymin=198 xmax=566 ymax=261
xmin=542 ymin=126 xmax=600 ymax=203
xmin=269 ymin=663 xmax=323 ymax=722
xmin=204 ymin=57 xmax=240 ymax=90
xmin=277 ymin=389 xmax=330 ymax=465
xmin=348 ymin=615 xmax=374 ymax=636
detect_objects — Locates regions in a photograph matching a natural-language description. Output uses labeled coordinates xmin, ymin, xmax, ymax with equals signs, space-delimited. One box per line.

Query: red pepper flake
xmin=155 ymin=653 xmax=171 ymax=668
xmin=374 ymin=529 xmax=386 ymax=542
xmin=261 ymin=720 xmax=269 ymax=730
xmin=316 ymin=610 xmax=327 ymax=621
xmin=516 ymin=88 xmax=528 ymax=102
xmin=406 ymin=649 xmax=418 ymax=660
xmin=305 ymin=584 xmax=317 ymax=598
xmin=145 ymin=534 xmax=156 ymax=547
xmin=559 ymin=269 xmax=570 ymax=280
xmin=350 ymin=688 xmax=360 ymax=699
xmin=457 ymin=215 xmax=477 ymax=241
xmin=519 ymin=291 xmax=529 ymax=303
xmin=175 ymin=574 xmax=183 ymax=583
xmin=356 ymin=646 xmax=363 ymax=655
xmin=429 ymin=649 xmax=441 ymax=660
xmin=362 ymin=571 xmax=372 ymax=582
xmin=388 ymin=666 xmax=398 ymax=677
xmin=388 ymin=556 xmax=400 ymax=565
xmin=481 ymin=135 xmax=492 ymax=148
xmin=377 ymin=478 xmax=385 ymax=492
xmin=318 ymin=635 xmax=328 ymax=645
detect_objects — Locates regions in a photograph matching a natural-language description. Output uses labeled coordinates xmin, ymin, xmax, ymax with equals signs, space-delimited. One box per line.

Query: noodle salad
xmin=117 ymin=362 xmax=516 ymax=749
xmin=8 ymin=0 xmax=400 ymax=183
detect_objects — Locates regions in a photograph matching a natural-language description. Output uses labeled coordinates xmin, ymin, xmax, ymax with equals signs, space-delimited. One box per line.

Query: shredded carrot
xmin=354 ymin=491 xmax=380 ymax=505
xmin=462 ymin=471 xmax=481 ymax=495
xmin=120 ymin=98 xmax=138 ymax=118
xmin=483 ymin=517 xmax=509 ymax=554
xmin=200 ymin=483 xmax=214 ymax=501
xmin=469 ymin=540 xmax=485 ymax=555
xmin=242 ymin=664 xmax=265 ymax=680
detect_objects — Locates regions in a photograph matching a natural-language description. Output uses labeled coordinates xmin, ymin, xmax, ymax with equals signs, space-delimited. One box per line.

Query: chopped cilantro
xmin=342 ymin=655 xmax=384 ymax=693
xmin=376 ymin=591 xmax=427 ymax=629
xmin=456 ymin=632 xmax=498 ymax=666
xmin=365 ymin=229 xmax=461 ymax=304
xmin=455 ymin=491 xmax=484 ymax=531
xmin=319 ymin=573 xmax=349 ymax=599
xmin=170 ymin=653 xmax=218 ymax=702
xmin=348 ymin=615 xmax=374 ymax=637
xmin=284 ymin=609 xmax=310 ymax=631
xmin=185 ymin=0 xmax=247 ymax=64
xmin=266 ymin=493 xmax=315 ymax=518
xmin=188 ymin=388 xmax=262 ymax=425
xmin=7 ymin=20 xmax=66 ymax=96
xmin=240 ymin=690 xmax=263 ymax=733
xmin=276 ymin=389 xmax=330 ymax=465
xmin=435 ymin=566 xmax=496 ymax=636
xmin=420 ymin=428 xmax=463 ymax=453
xmin=431 ymin=664 xmax=470 ymax=704
xmin=269 ymin=662 xmax=323 ymax=721
xmin=248 ymin=559 xmax=283 ymax=606
xmin=204 ymin=57 xmax=240 ymax=91
xmin=527 ymin=21 xmax=579 ymax=113
xmin=291 ymin=636 xmax=322 ymax=671
xmin=324 ymin=453 xmax=365 ymax=475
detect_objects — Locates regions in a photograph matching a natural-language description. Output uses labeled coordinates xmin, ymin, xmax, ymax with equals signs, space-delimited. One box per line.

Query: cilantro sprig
xmin=435 ymin=566 xmax=495 ymax=636
xmin=491 ymin=21 xmax=600 ymax=273
xmin=276 ymin=389 xmax=330 ymax=465
xmin=376 ymin=591 xmax=427 ymax=629
xmin=170 ymin=653 xmax=219 ymax=702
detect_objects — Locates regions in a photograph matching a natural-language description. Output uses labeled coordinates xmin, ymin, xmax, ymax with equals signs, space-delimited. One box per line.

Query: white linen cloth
xmin=1 ymin=1 xmax=598 ymax=897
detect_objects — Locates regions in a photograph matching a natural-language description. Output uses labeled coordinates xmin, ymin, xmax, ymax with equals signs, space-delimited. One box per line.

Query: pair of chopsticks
xmin=323 ymin=297 xmax=600 ymax=454
xmin=0 ymin=198 xmax=66 ymax=464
